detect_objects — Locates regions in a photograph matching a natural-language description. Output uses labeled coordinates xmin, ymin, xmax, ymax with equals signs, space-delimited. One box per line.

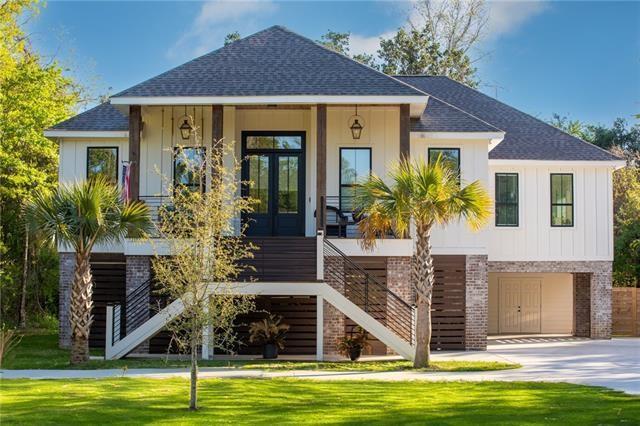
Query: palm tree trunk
xmin=19 ymin=231 xmax=29 ymax=329
xmin=189 ymin=336 xmax=198 ymax=411
xmin=413 ymin=223 xmax=434 ymax=368
xmin=70 ymin=252 xmax=93 ymax=364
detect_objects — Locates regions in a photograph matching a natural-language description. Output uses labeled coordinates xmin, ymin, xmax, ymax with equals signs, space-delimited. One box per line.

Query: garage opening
xmin=488 ymin=273 xmax=574 ymax=335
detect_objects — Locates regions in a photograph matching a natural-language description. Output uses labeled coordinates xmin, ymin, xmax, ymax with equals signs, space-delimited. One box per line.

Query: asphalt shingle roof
xmin=49 ymin=103 xmax=127 ymax=131
xmin=412 ymin=96 xmax=501 ymax=133
xmin=396 ymin=76 xmax=620 ymax=161
xmin=113 ymin=26 xmax=424 ymax=98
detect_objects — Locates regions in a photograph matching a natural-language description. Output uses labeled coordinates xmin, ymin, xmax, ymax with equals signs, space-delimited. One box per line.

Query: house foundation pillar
xmin=125 ymin=255 xmax=152 ymax=353
xmin=591 ymin=266 xmax=612 ymax=339
xmin=573 ymin=273 xmax=591 ymax=337
xmin=58 ymin=252 xmax=75 ymax=349
xmin=323 ymin=256 xmax=345 ymax=357
xmin=465 ymin=255 xmax=488 ymax=350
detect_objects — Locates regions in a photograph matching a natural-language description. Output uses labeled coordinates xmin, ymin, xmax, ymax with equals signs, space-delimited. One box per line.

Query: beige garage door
xmin=489 ymin=273 xmax=574 ymax=334
xmin=499 ymin=278 xmax=542 ymax=333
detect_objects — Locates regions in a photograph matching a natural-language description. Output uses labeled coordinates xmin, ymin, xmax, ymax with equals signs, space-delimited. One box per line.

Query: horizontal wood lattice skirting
xmin=88 ymin=254 xmax=126 ymax=349
xmin=613 ymin=287 xmax=639 ymax=336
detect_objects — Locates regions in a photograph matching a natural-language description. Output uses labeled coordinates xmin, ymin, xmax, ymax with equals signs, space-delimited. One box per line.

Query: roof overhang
xmin=109 ymin=95 xmax=429 ymax=118
xmin=412 ymin=131 xmax=505 ymax=141
xmin=489 ymin=159 xmax=627 ymax=170
xmin=44 ymin=130 xmax=128 ymax=138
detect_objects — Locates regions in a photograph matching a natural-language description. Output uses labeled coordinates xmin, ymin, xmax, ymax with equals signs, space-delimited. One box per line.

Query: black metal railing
xmin=323 ymin=238 xmax=415 ymax=344
xmin=138 ymin=195 xmax=172 ymax=225
xmin=111 ymin=277 xmax=170 ymax=345
xmin=324 ymin=196 xmax=396 ymax=239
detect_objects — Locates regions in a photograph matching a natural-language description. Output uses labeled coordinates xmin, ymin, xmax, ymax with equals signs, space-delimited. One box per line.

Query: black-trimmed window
xmin=174 ymin=147 xmax=206 ymax=192
xmin=495 ymin=173 xmax=519 ymax=227
xmin=550 ymin=173 xmax=574 ymax=227
xmin=428 ymin=148 xmax=460 ymax=177
xmin=339 ymin=148 xmax=371 ymax=211
xmin=87 ymin=147 xmax=118 ymax=184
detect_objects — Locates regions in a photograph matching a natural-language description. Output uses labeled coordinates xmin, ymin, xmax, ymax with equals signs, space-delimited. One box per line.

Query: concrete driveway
xmin=2 ymin=338 xmax=638 ymax=394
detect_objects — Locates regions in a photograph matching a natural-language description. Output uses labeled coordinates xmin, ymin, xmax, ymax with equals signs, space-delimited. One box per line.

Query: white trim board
xmin=44 ymin=130 xmax=129 ymax=138
xmin=109 ymin=96 xmax=429 ymax=118
xmin=412 ymin=131 xmax=504 ymax=140
xmin=489 ymin=159 xmax=626 ymax=169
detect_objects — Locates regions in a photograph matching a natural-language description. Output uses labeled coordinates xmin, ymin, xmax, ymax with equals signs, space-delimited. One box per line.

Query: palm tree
xmin=355 ymin=157 xmax=491 ymax=367
xmin=26 ymin=177 xmax=151 ymax=364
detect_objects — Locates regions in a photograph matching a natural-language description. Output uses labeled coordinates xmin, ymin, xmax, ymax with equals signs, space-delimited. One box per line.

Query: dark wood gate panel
xmin=89 ymin=253 xmax=126 ymax=349
xmin=233 ymin=296 xmax=317 ymax=356
xmin=348 ymin=257 xmax=388 ymax=355
xmin=431 ymin=255 xmax=466 ymax=350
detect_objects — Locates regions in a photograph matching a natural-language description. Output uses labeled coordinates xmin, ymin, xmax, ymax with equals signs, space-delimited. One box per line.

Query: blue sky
xmin=31 ymin=1 xmax=640 ymax=125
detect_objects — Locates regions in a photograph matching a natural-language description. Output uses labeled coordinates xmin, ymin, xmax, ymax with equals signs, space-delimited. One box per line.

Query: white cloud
xmin=348 ymin=0 xmax=549 ymax=57
xmin=167 ymin=0 xmax=277 ymax=59
xmin=484 ymin=0 xmax=549 ymax=40
xmin=349 ymin=32 xmax=394 ymax=56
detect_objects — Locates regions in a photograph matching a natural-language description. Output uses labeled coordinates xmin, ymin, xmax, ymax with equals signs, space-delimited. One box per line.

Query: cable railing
xmin=323 ymin=238 xmax=415 ymax=344
xmin=111 ymin=277 xmax=170 ymax=345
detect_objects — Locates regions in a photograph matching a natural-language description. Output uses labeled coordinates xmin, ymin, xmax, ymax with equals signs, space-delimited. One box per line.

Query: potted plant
xmin=337 ymin=326 xmax=370 ymax=361
xmin=249 ymin=314 xmax=290 ymax=359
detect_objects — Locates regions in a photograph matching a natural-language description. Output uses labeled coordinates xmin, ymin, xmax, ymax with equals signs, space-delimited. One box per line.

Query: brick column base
xmin=591 ymin=267 xmax=612 ymax=339
xmin=465 ymin=255 xmax=488 ymax=350
xmin=126 ymin=255 xmax=151 ymax=353
xmin=323 ymin=256 xmax=345 ymax=357
xmin=58 ymin=253 xmax=75 ymax=349
xmin=386 ymin=256 xmax=413 ymax=354
xmin=573 ymin=273 xmax=591 ymax=337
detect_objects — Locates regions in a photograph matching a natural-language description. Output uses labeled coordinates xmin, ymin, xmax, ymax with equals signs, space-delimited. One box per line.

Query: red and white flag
xmin=122 ymin=162 xmax=131 ymax=202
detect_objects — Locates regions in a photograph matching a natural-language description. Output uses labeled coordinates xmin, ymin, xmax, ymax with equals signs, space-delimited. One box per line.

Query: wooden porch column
xmin=128 ymin=105 xmax=142 ymax=200
xmin=399 ymin=104 xmax=410 ymax=160
xmin=211 ymin=105 xmax=224 ymax=183
xmin=316 ymin=104 xmax=327 ymax=232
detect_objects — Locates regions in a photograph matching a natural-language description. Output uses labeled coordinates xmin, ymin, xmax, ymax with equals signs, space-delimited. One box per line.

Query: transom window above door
xmin=246 ymin=135 xmax=302 ymax=150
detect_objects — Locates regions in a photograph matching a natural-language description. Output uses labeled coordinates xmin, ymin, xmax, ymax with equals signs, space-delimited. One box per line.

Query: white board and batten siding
xmin=488 ymin=164 xmax=614 ymax=261
xmin=411 ymin=136 xmax=491 ymax=255
xmin=58 ymin=138 xmax=128 ymax=185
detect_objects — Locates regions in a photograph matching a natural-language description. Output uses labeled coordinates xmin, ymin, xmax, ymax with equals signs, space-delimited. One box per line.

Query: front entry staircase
xmin=105 ymin=234 xmax=416 ymax=360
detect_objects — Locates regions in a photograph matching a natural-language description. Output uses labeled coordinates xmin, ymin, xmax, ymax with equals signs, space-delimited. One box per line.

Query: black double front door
xmin=242 ymin=131 xmax=305 ymax=236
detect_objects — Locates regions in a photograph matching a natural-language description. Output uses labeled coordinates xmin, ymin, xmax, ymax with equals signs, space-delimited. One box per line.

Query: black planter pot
xmin=263 ymin=343 xmax=279 ymax=359
xmin=348 ymin=346 xmax=362 ymax=361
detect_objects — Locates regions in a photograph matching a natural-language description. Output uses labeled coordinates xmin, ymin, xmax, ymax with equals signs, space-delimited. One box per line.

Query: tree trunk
xmin=189 ymin=337 xmax=198 ymax=411
xmin=19 ymin=231 xmax=29 ymax=329
xmin=412 ymin=223 xmax=435 ymax=368
xmin=70 ymin=252 xmax=94 ymax=364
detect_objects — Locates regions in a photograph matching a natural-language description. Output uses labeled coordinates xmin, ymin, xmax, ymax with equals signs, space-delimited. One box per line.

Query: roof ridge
xmin=272 ymin=26 xmax=428 ymax=97
xmin=111 ymin=26 xmax=281 ymax=99
xmin=404 ymin=75 xmax=621 ymax=160
xmin=438 ymin=76 xmax=621 ymax=158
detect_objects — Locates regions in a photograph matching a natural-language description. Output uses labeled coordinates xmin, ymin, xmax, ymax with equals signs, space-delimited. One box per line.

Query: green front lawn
xmin=2 ymin=332 xmax=518 ymax=372
xmin=2 ymin=378 xmax=638 ymax=424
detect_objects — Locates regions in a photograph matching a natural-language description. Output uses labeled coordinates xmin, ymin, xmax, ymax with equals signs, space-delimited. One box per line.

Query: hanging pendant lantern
xmin=179 ymin=106 xmax=193 ymax=140
xmin=349 ymin=105 xmax=364 ymax=140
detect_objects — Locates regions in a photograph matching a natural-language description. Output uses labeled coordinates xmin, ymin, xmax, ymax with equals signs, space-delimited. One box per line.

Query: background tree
xmin=152 ymin=133 xmax=256 ymax=410
xmin=0 ymin=0 xmax=84 ymax=328
xmin=224 ymin=31 xmax=241 ymax=46
xmin=26 ymin=178 xmax=151 ymax=363
xmin=317 ymin=30 xmax=378 ymax=68
xmin=355 ymin=158 xmax=491 ymax=367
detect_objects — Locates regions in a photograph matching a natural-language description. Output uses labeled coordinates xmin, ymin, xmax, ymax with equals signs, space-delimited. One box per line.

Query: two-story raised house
xmin=46 ymin=26 xmax=623 ymax=360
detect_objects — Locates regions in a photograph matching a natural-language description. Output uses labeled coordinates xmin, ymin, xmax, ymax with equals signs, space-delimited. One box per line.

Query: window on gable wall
xmin=495 ymin=173 xmax=519 ymax=227
xmin=550 ymin=173 xmax=574 ymax=227
xmin=87 ymin=147 xmax=118 ymax=184
xmin=428 ymin=148 xmax=460 ymax=178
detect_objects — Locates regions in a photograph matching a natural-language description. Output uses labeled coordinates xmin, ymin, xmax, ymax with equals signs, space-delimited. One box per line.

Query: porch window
xmin=174 ymin=147 xmax=206 ymax=192
xmin=428 ymin=148 xmax=460 ymax=177
xmin=339 ymin=147 xmax=371 ymax=211
xmin=87 ymin=147 xmax=118 ymax=184
xmin=495 ymin=173 xmax=519 ymax=227
xmin=550 ymin=173 xmax=574 ymax=227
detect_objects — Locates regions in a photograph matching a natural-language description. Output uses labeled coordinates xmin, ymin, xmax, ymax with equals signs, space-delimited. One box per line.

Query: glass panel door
xmin=278 ymin=155 xmax=299 ymax=214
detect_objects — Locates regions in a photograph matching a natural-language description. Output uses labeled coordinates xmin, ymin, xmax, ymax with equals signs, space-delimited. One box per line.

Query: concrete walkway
xmin=2 ymin=338 xmax=638 ymax=394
